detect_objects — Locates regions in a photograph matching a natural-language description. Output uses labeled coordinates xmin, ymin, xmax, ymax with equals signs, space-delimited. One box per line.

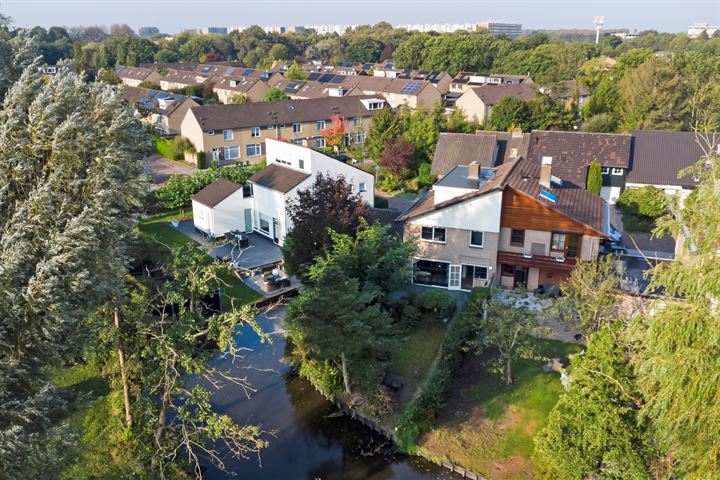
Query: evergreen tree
xmin=366 ymin=105 xmax=401 ymax=161
xmin=587 ymin=159 xmax=603 ymax=195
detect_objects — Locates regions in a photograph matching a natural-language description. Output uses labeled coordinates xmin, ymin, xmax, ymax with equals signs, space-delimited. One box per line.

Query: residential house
xmin=431 ymin=130 xmax=531 ymax=177
xmin=116 ymin=66 xmax=164 ymax=87
xmin=220 ymin=138 xmax=374 ymax=245
xmin=180 ymin=95 xmax=384 ymax=166
xmin=369 ymin=63 xmax=453 ymax=93
xmin=455 ymin=84 xmax=537 ymax=122
xmin=160 ymin=70 xmax=216 ymax=92
xmin=626 ymin=130 xmax=709 ymax=199
xmin=538 ymin=80 xmax=591 ymax=108
xmin=343 ymin=75 xmax=442 ymax=108
xmin=267 ymin=77 xmax=364 ymax=100
xmin=213 ymin=77 xmax=269 ymax=103
xmin=449 ymin=72 xmax=533 ymax=94
xmin=122 ymin=86 xmax=200 ymax=135
xmin=191 ymin=178 xmax=248 ymax=237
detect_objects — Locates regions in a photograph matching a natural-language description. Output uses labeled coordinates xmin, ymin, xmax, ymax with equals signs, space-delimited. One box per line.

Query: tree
xmin=534 ymin=322 xmax=654 ymax=479
xmin=320 ymin=114 xmax=348 ymax=150
xmin=630 ymin=134 xmax=720 ymax=477
xmin=491 ymin=96 xmax=533 ymax=131
xmin=263 ymin=87 xmax=290 ymax=102
xmin=465 ymin=289 xmax=543 ymax=385
xmin=268 ymin=42 xmax=289 ymax=61
xmin=442 ymin=107 xmax=482 ymax=133
xmin=587 ymin=159 xmax=603 ymax=195
xmin=110 ymin=23 xmax=135 ymax=36
xmin=367 ymin=104 xmax=401 ymax=161
xmin=229 ymin=93 xmax=251 ymax=104
xmin=400 ymin=106 xmax=438 ymax=162
xmin=345 ymin=37 xmax=383 ymax=63
xmin=284 ymin=61 xmax=307 ymax=80
xmin=0 ymin=66 xmax=149 ymax=477
xmin=556 ymin=255 xmax=621 ymax=336
xmin=282 ymin=173 xmax=371 ymax=279
xmin=179 ymin=34 xmax=216 ymax=62
xmin=380 ymin=137 xmax=415 ymax=180
xmin=581 ymin=113 xmax=619 ymax=133
xmin=618 ymin=186 xmax=669 ymax=219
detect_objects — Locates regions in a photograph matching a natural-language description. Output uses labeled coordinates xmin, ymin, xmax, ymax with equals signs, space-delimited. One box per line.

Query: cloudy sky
xmin=2 ymin=0 xmax=718 ymax=33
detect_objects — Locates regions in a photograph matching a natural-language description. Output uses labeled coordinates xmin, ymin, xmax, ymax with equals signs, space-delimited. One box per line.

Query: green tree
xmin=0 ymin=66 xmax=149 ymax=478
xmin=284 ymin=61 xmax=307 ymax=80
xmin=618 ymin=186 xmax=669 ymax=219
xmin=367 ymin=104 xmax=401 ymax=161
xmin=344 ymin=37 xmax=383 ymax=63
xmin=262 ymin=86 xmax=290 ymax=102
xmin=229 ymin=93 xmax=251 ymax=104
xmin=556 ymin=256 xmax=621 ymax=336
xmin=587 ymin=159 xmax=603 ymax=194
xmin=268 ymin=42 xmax=289 ymax=61
xmin=534 ymin=322 xmax=654 ymax=479
xmin=400 ymin=106 xmax=438 ymax=162
xmin=491 ymin=96 xmax=533 ymax=131
xmin=179 ymin=34 xmax=216 ymax=62
xmin=584 ymin=77 xmax=621 ymax=117
xmin=581 ymin=113 xmax=619 ymax=133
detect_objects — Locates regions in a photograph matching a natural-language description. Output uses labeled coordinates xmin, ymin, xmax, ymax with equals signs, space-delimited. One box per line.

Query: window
xmin=223 ymin=146 xmax=240 ymax=160
xmin=601 ymin=167 xmax=610 ymax=175
xmin=352 ymin=132 xmax=365 ymax=144
xmin=510 ymin=147 xmax=518 ymax=157
xmin=292 ymin=139 xmax=303 ymax=145
xmin=298 ymin=159 xmax=305 ymax=170
xmin=223 ymin=129 xmax=233 ymax=141
xmin=612 ymin=167 xmax=623 ymax=175
xmin=258 ymin=213 xmax=270 ymax=234
xmin=250 ymin=126 xmax=260 ymax=138
xmin=316 ymin=138 xmax=326 ymax=148
xmin=242 ymin=183 xmax=253 ymax=198
xmin=510 ymin=229 xmax=525 ymax=246
xmin=358 ymin=182 xmax=366 ymax=192
xmin=279 ymin=123 xmax=286 ymax=128
xmin=354 ymin=116 xmax=362 ymax=127
xmin=275 ymin=158 xmax=290 ymax=165
xmin=208 ymin=130 xmax=215 ymax=136
xmin=292 ymin=123 xmax=301 ymax=133
xmin=501 ymin=264 xmax=516 ymax=275
xmin=469 ymin=230 xmax=484 ymax=248
xmin=413 ymin=259 xmax=449 ymax=287
xmin=420 ymin=226 xmax=446 ymax=243
xmin=316 ymin=120 xmax=325 ymax=131
xmin=267 ymin=124 xmax=275 ymax=130
xmin=551 ymin=232 xmax=580 ymax=258
xmin=368 ymin=101 xmax=383 ymax=110
xmin=246 ymin=143 xmax=261 ymax=157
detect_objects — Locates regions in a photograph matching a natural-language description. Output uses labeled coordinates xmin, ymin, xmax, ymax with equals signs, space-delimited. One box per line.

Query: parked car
xmin=607 ymin=228 xmax=623 ymax=243
xmin=601 ymin=240 xmax=627 ymax=255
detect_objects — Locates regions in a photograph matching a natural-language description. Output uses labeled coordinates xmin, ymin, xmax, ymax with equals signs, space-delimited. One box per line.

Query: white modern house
xmin=192 ymin=138 xmax=374 ymax=245
xmin=191 ymin=178 xmax=249 ymax=237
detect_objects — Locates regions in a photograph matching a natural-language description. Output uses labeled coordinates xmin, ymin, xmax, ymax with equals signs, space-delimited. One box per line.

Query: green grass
xmin=389 ymin=316 xmax=447 ymax=378
xmin=138 ymin=210 xmax=261 ymax=307
xmin=419 ymin=337 xmax=581 ymax=480
xmin=52 ymin=362 xmax=109 ymax=397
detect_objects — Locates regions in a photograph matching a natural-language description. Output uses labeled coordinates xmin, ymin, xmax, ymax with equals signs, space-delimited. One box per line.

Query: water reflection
xmin=201 ymin=307 xmax=456 ymax=480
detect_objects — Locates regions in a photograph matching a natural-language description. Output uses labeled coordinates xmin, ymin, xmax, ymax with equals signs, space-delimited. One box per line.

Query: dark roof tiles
xmin=191 ymin=178 xmax=243 ymax=208
xmin=249 ymin=164 xmax=310 ymax=193
xmin=627 ymin=130 xmax=708 ymax=188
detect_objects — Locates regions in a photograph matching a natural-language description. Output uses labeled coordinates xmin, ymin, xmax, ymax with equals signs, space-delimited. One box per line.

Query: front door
xmin=244 ymin=209 xmax=253 ymax=234
xmin=448 ymin=264 xmax=461 ymax=290
xmin=513 ymin=266 xmax=529 ymax=287
xmin=272 ymin=218 xmax=280 ymax=244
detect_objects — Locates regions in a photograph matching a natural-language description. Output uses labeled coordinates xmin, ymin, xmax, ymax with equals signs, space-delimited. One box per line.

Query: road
xmin=143 ymin=154 xmax=195 ymax=185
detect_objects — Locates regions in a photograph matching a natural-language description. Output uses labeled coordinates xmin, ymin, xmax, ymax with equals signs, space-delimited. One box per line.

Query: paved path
xmin=374 ymin=190 xmax=418 ymax=212
xmin=144 ymin=154 xmax=196 ymax=184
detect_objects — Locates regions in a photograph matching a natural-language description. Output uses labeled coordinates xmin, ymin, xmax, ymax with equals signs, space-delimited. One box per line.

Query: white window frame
xmin=208 ymin=130 xmax=215 ymax=136
xmin=246 ymin=143 xmax=261 ymax=157
xmin=601 ymin=167 xmax=610 ymax=175
xmin=316 ymin=120 xmax=325 ymax=131
xmin=223 ymin=129 xmax=233 ymax=141
xmin=354 ymin=116 xmax=362 ymax=127
xmin=316 ymin=138 xmax=326 ymax=148
xmin=420 ymin=225 xmax=446 ymax=244
xmin=359 ymin=182 xmax=366 ymax=192
xmin=223 ymin=145 xmax=240 ymax=160
xmin=469 ymin=230 xmax=484 ymax=248
xmin=292 ymin=123 xmax=302 ymax=133
xmin=250 ymin=126 xmax=260 ymax=138
xmin=611 ymin=167 xmax=623 ymax=176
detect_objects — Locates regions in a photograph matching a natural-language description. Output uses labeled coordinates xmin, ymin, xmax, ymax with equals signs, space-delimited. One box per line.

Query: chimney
xmin=512 ymin=127 xmax=523 ymax=138
xmin=468 ymin=161 xmax=480 ymax=179
xmin=540 ymin=156 xmax=552 ymax=189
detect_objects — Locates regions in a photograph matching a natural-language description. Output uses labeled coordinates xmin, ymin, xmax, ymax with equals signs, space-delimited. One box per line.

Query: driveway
xmin=144 ymin=154 xmax=196 ymax=184
xmin=375 ymin=190 xmax=419 ymax=212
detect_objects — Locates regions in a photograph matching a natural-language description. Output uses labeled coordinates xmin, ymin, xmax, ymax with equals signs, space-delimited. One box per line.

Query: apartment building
xmin=180 ymin=95 xmax=384 ymax=166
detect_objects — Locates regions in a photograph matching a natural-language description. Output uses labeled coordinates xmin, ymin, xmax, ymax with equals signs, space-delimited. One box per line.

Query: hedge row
xmin=395 ymin=287 xmax=491 ymax=452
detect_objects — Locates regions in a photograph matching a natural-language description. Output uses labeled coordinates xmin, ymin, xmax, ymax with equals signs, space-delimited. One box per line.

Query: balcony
xmin=497 ymin=250 xmax=577 ymax=271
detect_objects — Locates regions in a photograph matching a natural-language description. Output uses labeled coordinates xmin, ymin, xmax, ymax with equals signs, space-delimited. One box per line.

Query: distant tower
xmin=594 ymin=16 xmax=605 ymax=44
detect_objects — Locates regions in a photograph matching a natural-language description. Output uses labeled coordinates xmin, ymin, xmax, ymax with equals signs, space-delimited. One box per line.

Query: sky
xmin=2 ymin=0 xmax=719 ymax=34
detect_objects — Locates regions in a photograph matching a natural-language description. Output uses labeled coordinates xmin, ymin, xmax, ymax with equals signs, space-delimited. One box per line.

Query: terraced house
xmin=180 ymin=95 xmax=384 ymax=166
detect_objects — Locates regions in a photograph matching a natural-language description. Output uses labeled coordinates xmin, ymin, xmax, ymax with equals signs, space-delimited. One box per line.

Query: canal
xmin=201 ymin=306 xmax=457 ymax=480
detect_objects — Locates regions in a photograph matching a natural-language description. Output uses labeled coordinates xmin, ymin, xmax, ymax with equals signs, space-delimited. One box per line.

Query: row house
xmin=180 ymin=95 xmax=384 ymax=166
xmin=213 ymin=77 xmax=271 ymax=103
xmin=267 ymin=77 xmax=364 ymax=100
xmin=116 ymin=66 xmax=164 ymax=87
xmin=449 ymin=72 xmax=533 ymax=94
xmin=455 ymin=84 xmax=538 ymax=123
xmin=122 ymin=86 xmax=200 ymax=136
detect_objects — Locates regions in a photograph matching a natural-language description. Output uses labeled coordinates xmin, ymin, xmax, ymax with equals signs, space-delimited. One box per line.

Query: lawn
xmin=138 ymin=210 xmax=261 ymax=307
xmin=418 ymin=338 xmax=581 ymax=480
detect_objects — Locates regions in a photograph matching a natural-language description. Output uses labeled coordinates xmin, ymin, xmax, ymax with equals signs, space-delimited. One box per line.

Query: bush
xmin=155 ymin=164 xmax=261 ymax=209
xmin=619 ymin=186 xmax=668 ymax=218
xmin=418 ymin=290 xmax=455 ymax=316
xmin=400 ymin=303 xmax=421 ymax=328
xmin=298 ymin=358 xmax=343 ymax=399
xmin=417 ymin=163 xmax=436 ymax=189
xmin=155 ymin=136 xmax=195 ymax=161
xmin=155 ymin=137 xmax=176 ymax=159
xmin=196 ymin=151 xmax=206 ymax=169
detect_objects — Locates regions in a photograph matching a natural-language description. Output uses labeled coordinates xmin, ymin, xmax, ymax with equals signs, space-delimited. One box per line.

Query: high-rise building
xmin=688 ymin=22 xmax=720 ymax=38
xmin=477 ymin=22 xmax=523 ymax=39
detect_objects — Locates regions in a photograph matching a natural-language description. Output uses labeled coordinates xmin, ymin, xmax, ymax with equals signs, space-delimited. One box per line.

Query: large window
xmin=316 ymin=120 xmax=325 ymax=131
xmin=250 ymin=126 xmax=260 ymax=138
xmin=510 ymin=229 xmax=525 ymax=246
xmin=316 ymin=138 xmax=326 ymax=148
xmin=223 ymin=129 xmax=233 ymax=141
xmin=352 ymin=132 xmax=365 ymax=144
xmin=223 ymin=146 xmax=240 ymax=160
xmin=420 ymin=226 xmax=446 ymax=243
xmin=551 ymin=232 xmax=581 ymax=258
xmin=246 ymin=143 xmax=261 ymax=157
xmin=292 ymin=123 xmax=302 ymax=133
xmin=469 ymin=230 xmax=484 ymax=248
xmin=461 ymin=264 xmax=488 ymax=290
xmin=354 ymin=116 xmax=362 ymax=127
xmin=413 ymin=259 xmax=448 ymax=287
xmin=258 ymin=213 xmax=270 ymax=234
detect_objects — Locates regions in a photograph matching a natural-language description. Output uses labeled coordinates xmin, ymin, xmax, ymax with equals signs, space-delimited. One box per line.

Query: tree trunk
xmin=505 ymin=354 xmax=513 ymax=385
xmin=114 ymin=305 xmax=132 ymax=428
xmin=341 ymin=351 xmax=351 ymax=395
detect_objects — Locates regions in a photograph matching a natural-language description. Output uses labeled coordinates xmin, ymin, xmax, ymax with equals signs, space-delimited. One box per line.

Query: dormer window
xmin=611 ymin=168 xmax=623 ymax=175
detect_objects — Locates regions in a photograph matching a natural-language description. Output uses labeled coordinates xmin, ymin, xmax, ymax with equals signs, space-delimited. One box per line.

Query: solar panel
xmin=329 ymin=74 xmax=346 ymax=83
xmin=362 ymin=63 xmax=373 ymax=70
xmin=223 ymin=68 xmax=235 ymax=75
xmin=399 ymin=81 xmax=422 ymax=94
xmin=317 ymin=73 xmax=335 ymax=83
xmin=242 ymin=68 xmax=254 ymax=76
xmin=539 ymin=190 xmax=558 ymax=203
xmin=201 ymin=66 xmax=211 ymax=73
xmin=385 ymin=63 xmax=393 ymax=69
xmin=307 ymin=72 xmax=321 ymax=81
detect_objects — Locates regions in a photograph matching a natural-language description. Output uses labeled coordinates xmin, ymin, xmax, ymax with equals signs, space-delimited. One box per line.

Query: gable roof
xmin=122 ymin=86 xmax=194 ymax=116
xmin=432 ymin=133 xmax=498 ymax=176
xmin=249 ymin=163 xmax=311 ymax=193
xmin=213 ymin=77 xmax=264 ymax=94
xmin=364 ymin=208 xmax=403 ymax=237
xmin=627 ymin=130 xmax=707 ymax=188
xmin=187 ymin=95 xmax=378 ymax=132
xmin=116 ymin=66 xmax=159 ymax=81
xmin=505 ymin=158 xmax=605 ymax=234
xmin=468 ymin=83 xmax=537 ymax=105
xmin=526 ymin=130 xmax=632 ymax=187
xmin=191 ymin=178 xmax=243 ymax=208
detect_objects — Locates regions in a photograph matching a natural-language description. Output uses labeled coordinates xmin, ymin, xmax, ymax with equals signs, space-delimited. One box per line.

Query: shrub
xmin=155 ymin=137 xmax=176 ymax=159
xmin=155 ymin=136 xmax=195 ymax=161
xmin=418 ymin=290 xmax=455 ymax=316
xmin=155 ymin=164 xmax=261 ymax=209
xmin=298 ymin=358 xmax=343 ymax=399
xmin=196 ymin=151 xmax=206 ymax=169
xmin=619 ymin=186 xmax=668 ymax=218
xmin=417 ymin=163 xmax=436 ymax=189
xmin=400 ymin=303 xmax=421 ymax=328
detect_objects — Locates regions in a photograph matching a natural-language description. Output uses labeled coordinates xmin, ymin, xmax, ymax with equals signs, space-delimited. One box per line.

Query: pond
xmin=201 ymin=306 xmax=457 ymax=480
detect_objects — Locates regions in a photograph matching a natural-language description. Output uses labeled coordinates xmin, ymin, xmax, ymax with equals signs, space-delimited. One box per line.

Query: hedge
xmin=395 ymin=287 xmax=491 ymax=452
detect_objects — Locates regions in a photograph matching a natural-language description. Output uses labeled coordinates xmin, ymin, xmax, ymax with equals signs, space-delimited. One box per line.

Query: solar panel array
xmin=399 ymin=81 xmax=422 ymax=94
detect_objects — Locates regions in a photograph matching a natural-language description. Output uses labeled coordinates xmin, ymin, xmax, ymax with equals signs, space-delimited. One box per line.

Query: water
xmin=201 ymin=307 xmax=456 ymax=480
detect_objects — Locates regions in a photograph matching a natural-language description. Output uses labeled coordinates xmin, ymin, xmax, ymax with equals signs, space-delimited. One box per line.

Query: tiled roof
xmin=249 ymin=164 xmax=310 ymax=193
xmin=431 ymin=133 xmax=498 ymax=176
xmin=526 ymin=130 xmax=632 ymax=187
xmin=476 ymin=131 xmax=532 ymax=165
xmin=627 ymin=130 xmax=707 ymax=188
xmin=364 ymin=208 xmax=403 ymax=237
xmin=469 ymin=84 xmax=538 ymax=105
xmin=505 ymin=158 xmax=605 ymax=234
xmin=116 ymin=66 xmax=158 ymax=81
xmin=122 ymin=86 xmax=192 ymax=115
xmin=213 ymin=77 xmax=263 ymax=93
xmin=191 ymin=178 xmax=243 ymax=208
xmin=188 ymin=95 xmax=377 ymax=132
